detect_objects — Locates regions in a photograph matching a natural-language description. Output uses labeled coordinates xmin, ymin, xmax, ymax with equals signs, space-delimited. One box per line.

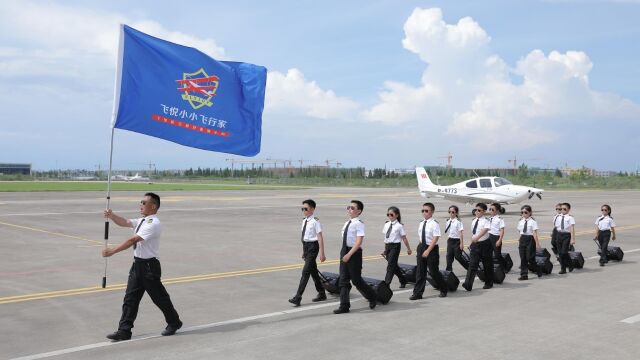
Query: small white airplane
xmin=415 ymin=167 xmax=543 ymax=214
xmin=110 ymin=173 xmax=151 ymax=182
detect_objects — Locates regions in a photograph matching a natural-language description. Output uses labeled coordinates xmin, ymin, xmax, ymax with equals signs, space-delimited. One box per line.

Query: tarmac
xmin=0 ymin=187 xmax=639 ymax=359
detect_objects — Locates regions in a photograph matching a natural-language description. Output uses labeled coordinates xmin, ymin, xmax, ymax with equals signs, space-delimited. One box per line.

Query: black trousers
xmin=556 ymin=232 xmax=572 ymax=270
xmin=338 ymin=247 xmax=376 ymax=308
xmin=383 ymin=243 xmax=406 ymax=285
xmin=295 ymin=241 xmax=325 ymax=298
xmin=518 ymin=235 xmax=537 ymax=276
xmin=445 ymin=238 xmax=463 ymax=271
xmin=413 ymin=243 xmax=447 ymax=296
xmin=598 ymin=230 xmax=611 ymax=264
xmin=464 ymin=240 xmax=493 ymax=288
xmin=118 ymin=258 xmax=180 ymax=333
xmin=489 ymin=234 xmax=506 ymax=268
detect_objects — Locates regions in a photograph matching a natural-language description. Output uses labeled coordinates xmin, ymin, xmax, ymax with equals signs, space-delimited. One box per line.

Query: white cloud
xmin=365 ymin=7 xmax=640 ymax=150
xmin=265 ymin=68 xmax=360 ymax=120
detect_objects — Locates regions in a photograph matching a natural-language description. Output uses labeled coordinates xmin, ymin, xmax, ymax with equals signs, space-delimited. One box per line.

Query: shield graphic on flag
xmin=176 ymin=68 xmax=220 ymax=110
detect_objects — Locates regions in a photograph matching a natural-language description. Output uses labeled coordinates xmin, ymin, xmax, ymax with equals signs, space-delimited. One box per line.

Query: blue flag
xmin=112 ymin=25 xmax=266 ymax=156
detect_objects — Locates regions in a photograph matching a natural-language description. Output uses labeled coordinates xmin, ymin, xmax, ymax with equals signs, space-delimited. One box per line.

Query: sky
xmin=0 ymin=0 xmax=639 ymax=172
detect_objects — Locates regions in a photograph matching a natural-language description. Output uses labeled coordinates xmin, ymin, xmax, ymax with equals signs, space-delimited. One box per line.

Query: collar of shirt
xmin=304 ymin=215 xmax=315 ymax=221
xmin=349 ymin=217 xmax=361 ymax=223
xmin=390 ymin=220 xmax=398 ymax=225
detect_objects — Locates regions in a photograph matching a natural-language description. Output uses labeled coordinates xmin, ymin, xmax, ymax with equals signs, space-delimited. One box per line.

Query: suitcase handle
xmin=593 ymin=238 xmax=602 ymax=251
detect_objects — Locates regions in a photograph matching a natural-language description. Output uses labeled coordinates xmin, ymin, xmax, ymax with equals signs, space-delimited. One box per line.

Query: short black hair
xmin=562 ymin=202 xmax=571 ymax=209
xmin=302 ymin=199 xmax=316 ymax=209
xmin=475 ymin=203 xmax=487 ymax=211
xmin=422 ymin=202 xmax=435 ymax=211
xmin=145 ymin=192 xmax=160 ymax=209
xmin=351 ymin=200 xmax=364 ymax=211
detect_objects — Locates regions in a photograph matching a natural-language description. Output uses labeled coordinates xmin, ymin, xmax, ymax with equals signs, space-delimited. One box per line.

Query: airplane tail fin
xmin=415 ymin=167 xmax=436 ymax=192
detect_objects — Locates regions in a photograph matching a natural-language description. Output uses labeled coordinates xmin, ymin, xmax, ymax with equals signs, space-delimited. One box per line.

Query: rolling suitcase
xmin=318 ymin=272 xmax=340 ymax=294
xmin=594 ymin=239 xmax=624 ymax=261
xmin=478 ymin=261 xmax=506 ymax=284
xmin=528 ymin=255 xmax=553 ymax=274
xmin=568 ymin=245 xmax=585 ymax=269
xmin=361 ymin=276 xmax=393 ymax=304
xmin=426 ymin=270 xmax=460 ymax=292
xmin=398 ymin=263 xmax=417 ymax=283
xmin=457 ymin=251 xmax=471 ymax=270
xmin=501 ymin=253 xmax=514 ymax=273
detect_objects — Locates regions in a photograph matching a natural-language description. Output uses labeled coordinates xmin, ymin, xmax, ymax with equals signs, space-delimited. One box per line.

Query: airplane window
xmin=466 ymin=180 xmax=478 ymax=188
xmin=479 ymin=179 xmax=492 ymax=188
xmin=494 ymin=178 xmax=512 ymax=187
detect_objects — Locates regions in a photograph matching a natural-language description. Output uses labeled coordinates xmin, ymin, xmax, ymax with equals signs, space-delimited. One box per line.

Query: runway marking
xmin=621 ymin=314 xmax=640 ymax=324
xmin=9 ymin=289 xmax=413 ymax=360
xmin=0 ymin=220 xmax=103 ymax=245
xmin=1 ymin=227 xmax=639 ymax=305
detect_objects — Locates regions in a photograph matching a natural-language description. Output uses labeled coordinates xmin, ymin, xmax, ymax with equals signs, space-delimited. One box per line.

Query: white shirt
xmin=517 ymin=217 xmax=538 ymax=235
xmin=489 ymin=216 xmax=505 ymax=236
xmin=342 ymin=217 xmax=365 ymax=248
xmin=418 ymin=218 xmax=441 ymax=245
xmin=301 ymin=216 xmax=322 ymax=242
xmin=382 ymin=220 xmax=406 ymax=244
xmin=471 ymin=217 xmax=491 ymax=241
xmin=445 ymin=218 xmax=464 ymax=239
xmin=595 ymin=215 xmax=616 ymax=231
xmin=129 ymin=215 xmax=161 ymax=259
xmin=554 ymin=214 xmax=575 ymax=233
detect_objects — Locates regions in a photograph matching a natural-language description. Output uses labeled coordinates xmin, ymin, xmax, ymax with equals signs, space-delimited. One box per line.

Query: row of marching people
xmin=289 ymin=199 xmax=620 ymax=314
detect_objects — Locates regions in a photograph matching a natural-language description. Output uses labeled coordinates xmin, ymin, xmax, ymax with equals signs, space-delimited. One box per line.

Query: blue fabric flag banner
xmin=112 ymin=25 xmax=266 ymax=156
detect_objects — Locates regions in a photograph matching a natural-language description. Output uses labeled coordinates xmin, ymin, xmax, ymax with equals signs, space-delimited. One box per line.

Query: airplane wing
xmin=421 ymin=190 xmax=498 ymax=204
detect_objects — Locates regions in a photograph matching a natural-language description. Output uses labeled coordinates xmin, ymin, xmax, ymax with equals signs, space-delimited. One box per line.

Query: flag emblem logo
xmin=176 ymin=68 xmax=219 ymax=109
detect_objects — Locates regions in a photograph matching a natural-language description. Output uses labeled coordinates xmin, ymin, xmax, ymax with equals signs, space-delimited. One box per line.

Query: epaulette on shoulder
xmin=385 ymin=220 xmax=390 ymax=223
xmin=314 ymin=217 xmax=319 ymax=221
xmin=434 ymin=219 xmax=439 ymax=224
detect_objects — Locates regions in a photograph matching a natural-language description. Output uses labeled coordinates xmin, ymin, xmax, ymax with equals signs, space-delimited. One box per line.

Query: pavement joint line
xmin=1 ymin=226 xmax=638 ymax=305
xmin=9 ymin=289 xmax=412 ymax=360
xmin=0 ymin=220 xmax=103 ymax=245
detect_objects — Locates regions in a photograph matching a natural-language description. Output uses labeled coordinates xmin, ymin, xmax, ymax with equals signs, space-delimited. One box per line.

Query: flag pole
xmin=103 ymin=127 xmax=115 ymax=288
xmin=103 ymin=24 xmax=125 ymax=288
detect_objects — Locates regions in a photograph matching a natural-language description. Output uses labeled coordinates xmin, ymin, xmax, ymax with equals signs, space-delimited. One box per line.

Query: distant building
xmin=0 ymin=163 xmax=31 ymax=175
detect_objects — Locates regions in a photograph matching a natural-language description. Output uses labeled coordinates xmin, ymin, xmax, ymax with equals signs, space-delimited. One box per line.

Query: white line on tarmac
xmin=10 ymin=290 xmax=413 ymax=360
xmin=621 ymin=314 xmax=640 ymax=324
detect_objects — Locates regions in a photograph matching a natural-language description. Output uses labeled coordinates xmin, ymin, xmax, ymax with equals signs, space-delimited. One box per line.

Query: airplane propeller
xmin=528 ymin=191 xmax=535 ymax=199
xmin=536 ymin=193 xmax=542 ymax=200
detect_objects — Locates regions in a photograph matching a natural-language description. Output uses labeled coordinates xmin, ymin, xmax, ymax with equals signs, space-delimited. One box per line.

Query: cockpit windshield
xmin=494 ymin=177 xmax=512 ymax=187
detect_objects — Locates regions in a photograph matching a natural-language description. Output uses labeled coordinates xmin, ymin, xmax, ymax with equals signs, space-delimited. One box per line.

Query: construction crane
xmin=437 ymin=152 xmax=453 ymax=174
xmin=508 ymin=156 xmax=542 ymax=175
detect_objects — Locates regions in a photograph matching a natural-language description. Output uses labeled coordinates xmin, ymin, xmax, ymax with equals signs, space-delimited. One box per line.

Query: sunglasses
xmin=421 ymin=209 xmax=431 ymax=213
xmin=448 ymin=211 xmax=457 ymax=214
xmin=561 ymin=208 xmax=568 ymax=211
xmin=601 ymin=209 xmax=608 ymax=212
xmin=490 ymin=208 xmax=497 ymax=212
xmin=346 ymin=206 xmax=357 ymax=210
xmin=521 ymin=211 xmax=529 ymax=214
xmin=555 ymin=208 xmax=561 ymax=211
xmin=387 ymin=213 xmax=396 ymax=217
xmin=475 ymin=209 xmax=484 ymax=212
xmin=301 ymin=207 xmax=309 ymax=211
xmin=140 ymin=201 xmax=147 ymax=205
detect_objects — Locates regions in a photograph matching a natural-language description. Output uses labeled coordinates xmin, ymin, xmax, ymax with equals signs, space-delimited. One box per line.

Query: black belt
xmin=134 ymin=257 xmax=157 ymax=262
xmin=600 ymin=229 xmax=611 ymax=233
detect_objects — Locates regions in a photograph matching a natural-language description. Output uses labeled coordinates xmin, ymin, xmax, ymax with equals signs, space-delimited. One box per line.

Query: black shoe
xmin=369 ymin=300 xmax=377 ymax=310
xmin=161 ymin=321 xmax=183 ymax=336
xmin=518 ymin=275 xmax=528 ymax=281
xmin=106 ymin=330 xmax=131 ymax=341
xmin=288 ymin=297 xmax=301 ymax=306
xmin=600 ymin=263 xmax=605 ymax=267
xmin=482 ymin=284 xmax=493 ymax=289
xmin=559 ymin=269 xmax=567 ymax=274
xmin=311 ymin=293 xmax=327 ymax=302
xmin=462 ymin=283 xmax=472 ymax=292
xmin=439 ymin=291 xmax=447 ymax=298
xmin=399 ymin=282 xmax=407 ymax=289
xmin=409 ymin=294 xmax=422 ymax=300
xmin=333 ymin=307 xmax=350 ymax=314
xmin=569 ymin=266 xmax=574 ymax=272
xmin=537 ymin=271 xmax=542 ymax=278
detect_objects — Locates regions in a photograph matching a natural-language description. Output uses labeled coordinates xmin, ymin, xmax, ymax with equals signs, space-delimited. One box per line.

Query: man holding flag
xmin=102 ymin=192 xmax=182 ymax=341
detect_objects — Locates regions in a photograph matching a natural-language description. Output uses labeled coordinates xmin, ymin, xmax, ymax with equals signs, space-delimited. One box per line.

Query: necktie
xmin=472 ymin=219 xmax=478 ymax=235
xmin=421 ymin=221 xmax=427 ymax=245
xmin=523 ymin=219 xmax=528 ymax=234
xmin=444 ymin=220 xmax=451 ymax=234
xmin=301 ymin=219 xmax=308 ymax=243
xmin=561 ymin=215 xmax=565 ymax=230
xmin=134 ymin=218 xmax=145 ymax=250
xmin=386 ymin=222 xmax=393 ymax=239
xmin=342 ymin=220 xmax=352 ymax=248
